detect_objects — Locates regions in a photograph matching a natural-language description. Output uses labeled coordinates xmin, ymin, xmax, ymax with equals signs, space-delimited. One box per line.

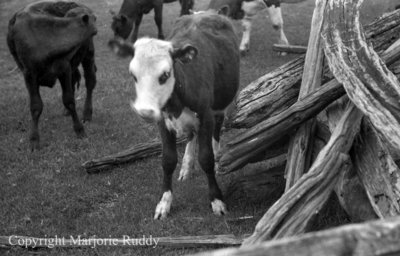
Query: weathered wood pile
xmin=195 ymin=0 xmax=400 ymax=255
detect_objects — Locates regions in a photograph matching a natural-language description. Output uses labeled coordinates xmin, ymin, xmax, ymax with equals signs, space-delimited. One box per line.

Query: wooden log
xmin=284 ymin=0 xmax=326 ymax=191
xmin=352 ymin=119 xmax=400 ymax=218
xmin=322 ymin=0 xmax=400 ymax=151
xmin=242 ymin=103 xmax=363 ymax=245
xmin=0 ymin=234 xmax=246 ymax=249
xmin=324 ymin=98 xmax=377 ymax=222
xmin=229 ymin=9 xmax=400 ymax=129
xmin=82 ymin=138 xmax=185 ymax=173
xmin=190 ymin=216 xmax=400 ymax=256
xmin=218 ymin=36 xmax=400 ymax=174
xmin=272 ymin=44 xmax=307 ymax=54
xmin=218 ymin=79 xmax=345 ymax=174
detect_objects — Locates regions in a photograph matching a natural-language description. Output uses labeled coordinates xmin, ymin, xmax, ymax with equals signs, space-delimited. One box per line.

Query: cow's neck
xmin=162 ymin=63 xmax=186 ymax=118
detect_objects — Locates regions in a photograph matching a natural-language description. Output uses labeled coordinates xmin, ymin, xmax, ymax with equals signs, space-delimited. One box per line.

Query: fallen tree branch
xmin=272 ymin=44 xmax=307 ymax=54
xmin=82 ymin=138 xmax=186 ymax=173
xmin=190 ymin=216 xmax=400 ymax=256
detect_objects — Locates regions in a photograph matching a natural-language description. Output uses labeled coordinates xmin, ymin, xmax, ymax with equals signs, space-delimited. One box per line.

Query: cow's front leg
xmin=198 ymin=111 xmax=227 ymax=216
xmin=82 ymin=41 xmax=97 ymax=122
xmin=178 ymin=136 xmax=197 ymax=181
xmin=267 ymin=5 xmax=289 ymax=56
xmin=24 ymin=73 xmax=42 ymax=151
xmin=58 ymin=64 xmax=85 ymax=138
xmin=154 ymin=4 xmax=164 ymax=39
xmin=130 ymin=14 xmax=143 ymax=43
xmin=155 ymin=120 xmax=177 ymax=219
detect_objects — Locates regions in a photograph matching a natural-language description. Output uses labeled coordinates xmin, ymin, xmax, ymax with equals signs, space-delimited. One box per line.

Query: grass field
xmin=0 ymin=0 xmax=398 ymax=255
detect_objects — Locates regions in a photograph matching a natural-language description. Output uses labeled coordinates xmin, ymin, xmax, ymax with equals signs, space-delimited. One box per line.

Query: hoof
xmin=158 ymin=34 xmax=165 ymax=40
xmin=75 ymin=126 xmax=87 ymax=139
xmin=82 ymin=111 xmax=92 ymax=123
xmin=240 ymin=49 xmax=249 ymax=56
xmin=29 ymin=139 xmax=40 ymax=151
xmin=211 ymin=199 xmax=227 ymax=216
xmin=63 ymin=109 xmax=71 ymax=116
xmin=154 ymin=191 xmax=173 ymax=220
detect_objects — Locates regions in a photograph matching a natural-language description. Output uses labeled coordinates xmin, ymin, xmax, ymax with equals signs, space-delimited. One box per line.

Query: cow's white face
xmin=108 ymin=37 xmax=198 ymax=122
xmin=129 ymin=38 xmax=175 ymax=122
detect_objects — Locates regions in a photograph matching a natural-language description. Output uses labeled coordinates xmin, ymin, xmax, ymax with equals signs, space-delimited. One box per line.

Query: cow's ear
xmin=218 ymin=5 xmax=230 ymax=16
xmin=171 ymin=44 xmax=198 ymax=64
xmin=108 ymin=38 xmax=134 ymax=58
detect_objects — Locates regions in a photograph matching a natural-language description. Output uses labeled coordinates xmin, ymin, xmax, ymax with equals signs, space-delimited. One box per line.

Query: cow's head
xmin=108 ymin=37 xmax=198 ymax=122
xmin=110 ymin=11 xmax=132 ymax=39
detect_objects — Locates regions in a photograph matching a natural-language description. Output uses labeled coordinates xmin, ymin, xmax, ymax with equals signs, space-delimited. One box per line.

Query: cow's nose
xmin=137 ymin=109 xmax=156 ymax=122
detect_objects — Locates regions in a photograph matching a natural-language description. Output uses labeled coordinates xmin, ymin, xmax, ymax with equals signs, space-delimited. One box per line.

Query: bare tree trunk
xmin=285 ymin=0 xmax=326 ymax=191
xmin=322 ymin=0 xmax=400 ymax=151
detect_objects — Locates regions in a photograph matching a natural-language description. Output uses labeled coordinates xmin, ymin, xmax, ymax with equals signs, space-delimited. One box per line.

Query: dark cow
xmin=109 ymin=10 xmax=239 ymax=218
xmin=7 ymin=1 xmax=97 ymax=150
xmin=208 ymin=0 xmax=303 ymax=53
xmin=111 ymin=0 xmax=194 ymax=42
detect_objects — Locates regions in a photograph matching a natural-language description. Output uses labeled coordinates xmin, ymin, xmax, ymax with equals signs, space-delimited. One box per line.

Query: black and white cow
xmin=110 ymin=0 xmax=194 ymax=43
xmin=208 ymin=0 xmax=300 ymax=53
xmin=109 ymin=10 xmax=239 ymax=218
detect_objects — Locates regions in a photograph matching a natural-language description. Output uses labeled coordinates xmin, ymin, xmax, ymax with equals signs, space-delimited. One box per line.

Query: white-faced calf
xmin=109 ymin=11 xmax=239 ymax=219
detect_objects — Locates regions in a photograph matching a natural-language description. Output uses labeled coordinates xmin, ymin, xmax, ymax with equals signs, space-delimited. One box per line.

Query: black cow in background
xmin=7 ymin=1 xmax=97 ymax=150
xmin=111 ymin=0 xmax=194 ymax=43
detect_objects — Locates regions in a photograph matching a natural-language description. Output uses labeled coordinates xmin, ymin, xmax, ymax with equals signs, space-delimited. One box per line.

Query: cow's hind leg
xmin=82 ymin=41 xmax=97 ymax=122
xmin=25 ymin=73 xmax=43 ymax=151
xmin=63 ymin=69 xmax=80 ymax=116
xmin=59 ymin=65 xmax=86 ymax=138
xmin=198 ymin=111 xmax=227 ymax=216
xmin=179 ymin=0 xmax=194 ymax=15
xmin=267 ymin=5 xmax=289 ymax=56
xmin=240 ymin=15 xmax=253 ymax=54
xmin=178 ymin=135 xmax=197 ymax=181
xmin=212 ymin=112 xmax=224 ymax=161
xmin=155 ymin=121 xmax=177 ymax=219
xmin=154 ymin=4 xmax=165 ymax=39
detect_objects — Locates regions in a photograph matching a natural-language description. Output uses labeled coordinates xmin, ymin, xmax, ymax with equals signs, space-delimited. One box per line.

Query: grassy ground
xmin=0 ymin=0 xmax=398 ymax=255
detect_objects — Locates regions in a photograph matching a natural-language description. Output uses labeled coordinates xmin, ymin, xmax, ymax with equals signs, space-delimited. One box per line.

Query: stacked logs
xmin=209 ymin=0 xmax=400 ymax=254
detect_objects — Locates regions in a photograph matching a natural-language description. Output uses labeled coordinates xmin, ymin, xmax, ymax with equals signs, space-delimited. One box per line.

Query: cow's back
xmin=168 ymin=12 xmax=240 ymax=111
xmin=8 ymin=1 xmax=96 ymax=66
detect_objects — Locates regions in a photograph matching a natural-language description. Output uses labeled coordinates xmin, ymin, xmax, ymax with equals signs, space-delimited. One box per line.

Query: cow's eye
xmin=132 ymin=74 xmax=137 ymax=82
xmin=159 ymin=71 xmax=170 ymax=85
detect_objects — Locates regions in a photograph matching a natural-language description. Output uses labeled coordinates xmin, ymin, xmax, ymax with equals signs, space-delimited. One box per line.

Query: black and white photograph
xmin=1 ymin=0 xmax=400 ymax=255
